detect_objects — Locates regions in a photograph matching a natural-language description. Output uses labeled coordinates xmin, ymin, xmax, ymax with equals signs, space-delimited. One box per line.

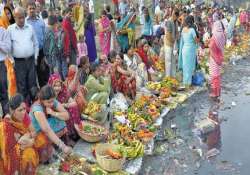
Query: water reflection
xmin=201 ymin=105 xmax=222 ymax=151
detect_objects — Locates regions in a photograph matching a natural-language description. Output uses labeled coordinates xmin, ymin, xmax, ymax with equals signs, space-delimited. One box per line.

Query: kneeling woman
xmin=29 ymin=85 xmax=72 ymax=156
xmin=48 ymin=73 xmax=81 ymax=139
xmin=0 ymin=94 xmax=51 ymax=175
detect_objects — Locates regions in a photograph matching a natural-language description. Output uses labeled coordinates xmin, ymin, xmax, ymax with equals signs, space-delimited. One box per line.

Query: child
xmin=56 ymin=15 xmax=68 ymax=80
xmin=77 ymin=34 xmax=88 ymax=66
xmin=78 ymin=56 xmax=90 ymax=85
xmin=43 ymin=15 xmax=58 ymax=75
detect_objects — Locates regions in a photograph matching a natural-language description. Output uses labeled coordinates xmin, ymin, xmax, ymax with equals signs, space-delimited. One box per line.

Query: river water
xmin=139 ymin=58 xmax=250 ymax=175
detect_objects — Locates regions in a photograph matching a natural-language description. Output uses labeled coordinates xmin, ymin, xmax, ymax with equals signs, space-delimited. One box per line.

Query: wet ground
xmin=139 ymin=57 xmax=250 ymax=175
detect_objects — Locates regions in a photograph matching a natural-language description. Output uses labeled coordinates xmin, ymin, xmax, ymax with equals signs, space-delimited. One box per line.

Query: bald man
xmin=8 ymin=7 xmax=39 ymax=101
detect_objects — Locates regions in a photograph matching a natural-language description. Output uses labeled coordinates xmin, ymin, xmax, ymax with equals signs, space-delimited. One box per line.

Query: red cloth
xmin=62 ymin=18 xmax=77 ymax=57
xmin=22 ymin=113 xmax=31 ymax=128
xmin=112 ymin=0 xmax=119 ymax=4
xmin=136 ymin=48 xmax=150 ymax=69
xmin=209 ymin=38 xmax=224 ymax=66
xmin=111 ymin=64 xmax=136 ymax=97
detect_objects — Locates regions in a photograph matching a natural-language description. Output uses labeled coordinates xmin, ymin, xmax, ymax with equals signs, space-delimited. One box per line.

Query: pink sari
xmin=99 ymin=16 xmax=111 ymax=56
xmin=209 ymin=21 xmax=226 ymax=97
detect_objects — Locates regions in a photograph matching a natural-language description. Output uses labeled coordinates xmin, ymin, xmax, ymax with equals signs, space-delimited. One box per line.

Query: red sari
xmin=65 ymin=66 xmax=87 ymax=112
xmin=209 ymin=21 xmax=226 ymax=97
xmin=111 ymin=63 xmax=136 ymax=98
xmin=48 ymin=74 xmax=81 ymax=137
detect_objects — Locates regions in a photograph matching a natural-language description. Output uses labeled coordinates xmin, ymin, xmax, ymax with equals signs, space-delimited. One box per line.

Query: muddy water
xmin=140 ymin=58 xmax=250 ymax=175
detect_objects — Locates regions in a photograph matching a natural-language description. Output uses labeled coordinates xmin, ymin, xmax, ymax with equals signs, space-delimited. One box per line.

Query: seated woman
xmin=124 ymin=47 xmax=148 ymax=90
xmin=99 ymin=54 xmax=112 ymax=75
xmin=48 ymin=74 xmax=81 ymax=140
xmin=29 ymin=85 xmax=72 ymax=156
xmin=0 ymin=94 xmax=52 ymax=175
xmin=85 ymin=63 xmax=111 ymax=104
xmin=111 ymin=53 xmax=136 ymax=99
xmin=65 ymin=65 xmax=87 ymax=112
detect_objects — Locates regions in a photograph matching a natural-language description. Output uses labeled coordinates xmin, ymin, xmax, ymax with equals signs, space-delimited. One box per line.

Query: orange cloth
xmin=0 ymin=119 xmax=52 ymax=175
xmin=0 ymin=119 xmax=39 ymax=175
xmin=0 ymin=9 xmax=10 ymax=29
xmin=4 ymin=58 xmax=17 ymax=98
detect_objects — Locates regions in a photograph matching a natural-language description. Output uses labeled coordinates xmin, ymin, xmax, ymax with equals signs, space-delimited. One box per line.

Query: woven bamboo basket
xmin=95 ymin=143 xmax=125 ymax=172
xmin=74 ymin=121 xmax=108 ymax=143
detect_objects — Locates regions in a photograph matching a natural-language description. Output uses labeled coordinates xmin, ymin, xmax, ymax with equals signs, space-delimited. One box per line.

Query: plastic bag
xmin=110 ymin=93 xmax=128 ymax=113
xmin=192 ymin=71 xmax=205 ymax=86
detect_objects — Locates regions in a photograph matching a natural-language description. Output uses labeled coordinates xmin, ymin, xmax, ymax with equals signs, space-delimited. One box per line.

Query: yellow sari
xmin=0 ymin=118 xmax=52 ymax=175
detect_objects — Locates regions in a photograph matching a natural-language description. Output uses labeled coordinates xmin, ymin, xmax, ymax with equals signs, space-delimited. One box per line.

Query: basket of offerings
xmin=59 ymin=154 xmax=92 ymax=174
xmin=95 ymin=143 xmax=126 ymax=172
xmin=75 ymin=121 xmax=108 ymax=143
xmin=82 ymin=102 xmax=108 ymax=124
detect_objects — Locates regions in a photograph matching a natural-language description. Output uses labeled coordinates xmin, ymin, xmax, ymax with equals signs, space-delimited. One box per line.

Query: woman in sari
xmin=178 ymin=16 xmax=198 ymax=87
xmin=98 ymin=10 xmax=111 ymax=56
xmin=0 ymin=94 xmax=52 ymax=175
xmin=209 ymin=20 xmax=226 ymax=98
xmin=116 ymin=12 xmax=137 ymax=53
xmin=124 ymin=47 xmax=148 ymax=90
xmin=111 ymin=53 xmax=136 ymax=99
xmin=29 ymin=86 xmax=72 ymax=156
xmin=84 ymin=9 xmax=97 ymax=62
xmin=141 ymin=8 xmax=153 ymax=44
xmin=65 ymin=65 xmax=87 ymax=112
xmin=0 ymin=6 xmax=14 ymax=29
xmin=48 ymin=74 xmax=81 ymax=139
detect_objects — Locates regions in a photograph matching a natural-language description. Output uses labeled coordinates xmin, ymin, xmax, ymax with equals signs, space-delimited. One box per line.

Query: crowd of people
xmin=0 ymin=0 xmax=249 ymax=174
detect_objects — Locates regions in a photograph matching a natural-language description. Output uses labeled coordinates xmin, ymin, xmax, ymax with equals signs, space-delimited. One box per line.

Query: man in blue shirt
xmin=26 ymin=1 xmax=49 ymax=87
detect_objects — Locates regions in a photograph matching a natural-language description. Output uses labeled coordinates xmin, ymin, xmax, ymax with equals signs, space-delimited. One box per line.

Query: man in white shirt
xmin=0 ymin=27 xmax=11 ymax=115
xmin=8 ymin=7 xmax=39 ymax=100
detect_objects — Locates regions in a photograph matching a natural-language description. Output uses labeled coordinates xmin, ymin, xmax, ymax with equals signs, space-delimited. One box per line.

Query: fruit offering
xmin=83 ymin=102 xmax=101 ymax=116
xmin=122 ymin=140 xmax=144 ymax=159
xmin=78 ymin=122 xmax=107 ymax=136
xmin=105 ymin=148 xmax=123 ymax=159
xmin=161 ymin=77 xmax=179 ymax=90
xmin=146 ymin=82 xmax=161 ymax=91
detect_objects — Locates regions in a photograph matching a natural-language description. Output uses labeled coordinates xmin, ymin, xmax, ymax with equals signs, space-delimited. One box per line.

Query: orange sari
xmin=0 ymin=118 xmax=52 ymax=175
xmin=0 ymin=8 xmax=10 ymax=29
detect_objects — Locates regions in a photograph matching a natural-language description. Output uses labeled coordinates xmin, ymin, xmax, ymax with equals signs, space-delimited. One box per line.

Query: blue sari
xmin=116 ymin=14 xmax=131 ymax=53
xmin=227 ymin=15 xmax=237 ymax=40
xmin=178 ymin=28 xmax=197 ymax=86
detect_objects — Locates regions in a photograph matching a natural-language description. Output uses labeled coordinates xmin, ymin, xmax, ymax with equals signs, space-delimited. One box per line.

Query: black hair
xmin=185 ymin=15 xmax=194 ymax=28
xmin=90 ymin=62 xmax=100 ymax=73
xmin=79 ymin=56 xmax=89 ymax=66
xmin=117 ymin=52 xmax=124 ymax=60
xmin=48 ymin=15 xmax=58 ymax=25
xmin=108 ymin=50 xmax=117 ymax=62
xmin=63 ymin=7 xmax=72 ymax=15
xmin=57 ymin=15 xmax=63 ymax=23
xmin=41 ymin=10 xmax=48 ymax=19
xmin=106 ymin=5 xmax=111 ymax=13
xmin=30 ymin=87 xmax=40 ymax=102
xmin=8 ymin=93 xmax=24 ymax=111
xmin=4 ymin=6 xmax=15 ymax=24
xmin=39 ymin=85 xmax=56 ymax=100
xmin=84 ymin=13 xmax=92 ymax=29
